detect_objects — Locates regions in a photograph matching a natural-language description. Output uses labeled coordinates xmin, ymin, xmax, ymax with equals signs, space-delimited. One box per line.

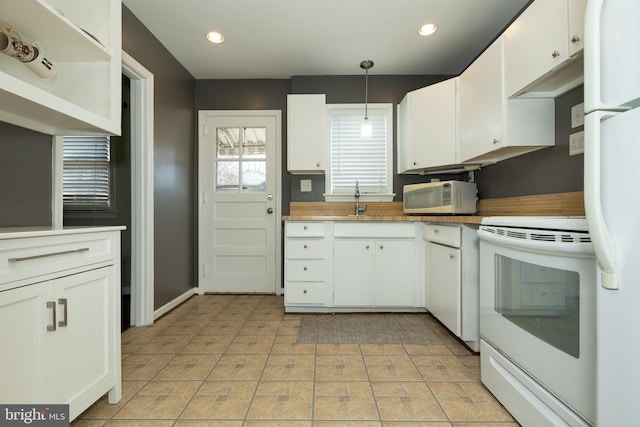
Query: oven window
xmin=495 ymin=255 xmax=580 ymax=358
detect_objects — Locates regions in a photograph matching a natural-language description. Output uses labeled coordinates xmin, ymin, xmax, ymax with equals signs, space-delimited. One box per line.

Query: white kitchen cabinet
xmin=333 ymin=222 xmax=420 ymax=308
xmin=458 ymin=36 xmax=555 ymax=164
xmin=397 ymin=78 xmax=457 ymax=173
xmin=505 ymin=0 xmax=586 ymax=98
xmin=287 ymin=94 xmax=326 ymax=173
xmin=424 ymin=224 xmax=479 ymax=351
xmin=0 ymin=228 xmax=123 ymax=421
xmin=0 ymin=0 xmax=121 ymax=135
xmin=284 ymin=221 xmax=330 ymax=309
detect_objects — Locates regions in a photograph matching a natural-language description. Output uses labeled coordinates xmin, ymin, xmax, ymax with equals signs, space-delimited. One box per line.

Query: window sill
xmin=323 ymin=193 xmax=396 ymax=202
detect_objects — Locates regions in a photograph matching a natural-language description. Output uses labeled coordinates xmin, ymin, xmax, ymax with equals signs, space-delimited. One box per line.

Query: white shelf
xmin=0 ymin=0 xmax=121 ymax=135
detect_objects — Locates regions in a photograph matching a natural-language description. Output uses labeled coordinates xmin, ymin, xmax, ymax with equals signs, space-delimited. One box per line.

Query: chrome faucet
xmin=354 ymin=180 xmax=367 ymax=215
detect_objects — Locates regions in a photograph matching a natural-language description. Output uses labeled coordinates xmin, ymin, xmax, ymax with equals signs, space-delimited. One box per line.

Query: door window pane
xmin=495 ymin=255 xmax=580 ymax=357
xmin=215 ymin=127 xmax=266 ymax=192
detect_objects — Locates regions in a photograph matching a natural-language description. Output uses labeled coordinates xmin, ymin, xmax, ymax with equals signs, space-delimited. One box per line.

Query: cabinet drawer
xmin=286 ymin=239 xmax=325 ymax=259
xmin=0 ymin=232 xmax=116 ymax=286
xmin=424 ymin=224 xmax=461 ymax=248
xmin=286 ymin=261 xmax=325 ymax=282
xmin=285 ymin=222 xmax=325 ymax=237
xmin=285 ymin=283 xmax=325 ymax=305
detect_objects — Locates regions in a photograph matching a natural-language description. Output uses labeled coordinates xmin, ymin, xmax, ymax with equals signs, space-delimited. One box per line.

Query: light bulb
xmin=361 ymin=117 xmax=373 ymax=139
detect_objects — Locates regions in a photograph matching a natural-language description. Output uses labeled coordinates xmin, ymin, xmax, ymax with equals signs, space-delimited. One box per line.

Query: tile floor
xmin=73 ymin=294 xmax=518 ymax=426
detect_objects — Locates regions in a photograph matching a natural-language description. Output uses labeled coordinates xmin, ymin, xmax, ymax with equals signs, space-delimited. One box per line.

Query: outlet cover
xmin=300 ymin=179 xmax=312 ymax=192
xmin=571 ymin=103 xmax=585 ymax=128
xmin=569 ymin=131 xmax=584 ymax=155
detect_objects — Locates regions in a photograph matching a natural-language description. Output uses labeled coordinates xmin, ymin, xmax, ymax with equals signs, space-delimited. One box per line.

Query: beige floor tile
xmin=360 ymin=344 xmax=407 ymax=355
xmin=248 ymin=307 xmax=285 ymax=321
xmin=316 ymin=343 xmax=362 ymax=355
xmin=71 ymin=420 xmax=107 ymax=427
xmin=121 ymin=354 xmax=174 ymax=381
xmin=207 ymin=354 xmax=268 ymax=380
xmin=244 ymin=422 xmax=311 ymax=427
xmin=134 ymin=334 xmax=195 ymax=354
xmin=104 ymin=421 xmax=174 ymax=426
xmin=238 ymin=320 xmax=282 ymax=335
xmin=314 ymin=422 xmax=382 ymax=427
xmin=225 ymin=334 xmax=276 ymax=354
xmin=214 ymin=308 xmax=255 ymax=320
xmin=203 ymin=319 xmax=244 ymax=335
xmin=363 ymin=355 xmax=422 ymax=382
xmin=277 ymin=319 xmax=302 ymax=336
xmin=316 ymin=354 xmax=368 ymax=381
xmin=78 ymin=380 xmax=148 ymax=420
xmin=413 ymin=355 xmax=478 ymax=382
xmin=246 ymin=381 xmax=314 ymax=419
xmin=262 ymin=354 xmax=315 ymax=380
xmin=174 ymin=421 xmax=243 ymax=427
xmin=404 ymin=344 xmax=454 ymax=357
xmin=314 ymin=382 xmax=378 ymax=420
xmin=112 ymin=380 xmax=201 ymax=419
xmin=179 ymin=334 xmax=234 ymax=354
xmin=160 ymin=319 xmax=209 ymax=335
xmin=371 ymin=382 xmax=446 ymax=421
xmin=429 ymin=382 xmax=515 ymax=422
xmin=270 ymin=335 xmax=316 ymax=354
xmin=180 ymin=380 xmax=257 ymax=419
xmin=383 ymin=423 xmax=452 ymax=427
xmin=154 ymin=354 xmax=221 ymax=380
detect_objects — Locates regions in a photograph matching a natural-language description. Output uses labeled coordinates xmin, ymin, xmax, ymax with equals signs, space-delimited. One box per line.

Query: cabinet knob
xmin=303 ymin=289 xmax=308 ymax=294
xmin=450 ymin=253 xmax=455 ymax=259
xmin=316 ymin=162 xmax=320 ymax=167
xmin=434 ymin=228 xmax=439 ymax=234
xmin=379 ymin=245 xmax=384 ymax=250
xmin=303 ymin=266 xmax=308 ymax=271
xmin=365 ymin=244 xmax=370 ymax=249
xmin=413 ymin=161 xmax=417 ymax=165
xmin=551 ymin=50 xmax=561 ymax=58
xmin=571 ymin=35 xmax=581 ymax=43
xmin=303 ymin=244 xmax=308 ymax=249
xmin=492 ymin=139 xmax=499 ymax=145
xmin=303 ymin=225 xmax=308 ymax=230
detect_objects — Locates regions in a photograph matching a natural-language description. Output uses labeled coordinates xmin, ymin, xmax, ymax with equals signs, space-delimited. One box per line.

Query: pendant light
xmin=360 ymin=59 xmax=374 ymax=138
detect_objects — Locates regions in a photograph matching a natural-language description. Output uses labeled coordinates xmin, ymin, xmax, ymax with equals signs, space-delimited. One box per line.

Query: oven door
xmin=479 ymin=229 xmax=596 ymax=423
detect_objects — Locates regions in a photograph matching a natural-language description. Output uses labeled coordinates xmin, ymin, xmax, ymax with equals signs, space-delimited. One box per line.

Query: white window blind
xmin=329 ymin=105 xmax=391 ymax=195
xmin=63 ymin=135 xmax=111 ymax=208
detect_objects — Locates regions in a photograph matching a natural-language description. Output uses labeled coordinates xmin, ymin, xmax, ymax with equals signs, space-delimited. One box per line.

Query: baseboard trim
xmin=153 ymin=287 xmax=198 ymax=320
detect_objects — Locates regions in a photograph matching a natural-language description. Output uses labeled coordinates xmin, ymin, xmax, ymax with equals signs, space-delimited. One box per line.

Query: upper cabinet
xmin=287 ymin=94 xmax=326 ymax=174
xmin=505 ymin=0 xmax=586 ymax=98
xmin=0 ymin=0 xmax=121 ymax=135
xmin=458 ymin=36 xmax=555 ymax=164
xmin=397 ymin=78 xmax=457 ymax=174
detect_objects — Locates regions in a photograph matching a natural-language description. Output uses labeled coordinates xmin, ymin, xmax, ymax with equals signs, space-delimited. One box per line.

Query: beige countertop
xmin=282 ymin=215 xmax=484 ymax=225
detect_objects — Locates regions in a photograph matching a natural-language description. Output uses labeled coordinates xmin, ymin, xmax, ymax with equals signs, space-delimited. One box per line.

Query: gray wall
xmin=0 ymin=122 xmax=52 ymax=227
xmin=123 ymin=6 xmax=197 ymax=309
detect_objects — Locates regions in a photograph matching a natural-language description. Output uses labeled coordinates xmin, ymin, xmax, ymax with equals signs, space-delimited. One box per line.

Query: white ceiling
xmin=122 ymin=0 xmax=531 ymax=79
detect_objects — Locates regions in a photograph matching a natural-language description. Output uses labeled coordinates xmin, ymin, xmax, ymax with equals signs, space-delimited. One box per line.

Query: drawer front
xmin=286 ymin=260 xmax=325 ymax=282
xmin=424 ymin=224 xmax=461 ymax=248
xmin=285 ymin=283 xmax=325 ymax=305
xmin=286 ymin=239 xmax=325 ymax=259
xmin=0 ymin=232 xmax=116 ymax=286
xmin=285 ymin=222 xmax=325 ymax=237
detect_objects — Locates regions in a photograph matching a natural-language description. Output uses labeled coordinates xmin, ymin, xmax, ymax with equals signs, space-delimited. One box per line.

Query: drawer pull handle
xmin=58 ymin=298 xmax=68 ymax=327
xmin=9 ymin=247 xmax=90 ymax=263
xmin=47 ymin=301 xmax=56 ymax=332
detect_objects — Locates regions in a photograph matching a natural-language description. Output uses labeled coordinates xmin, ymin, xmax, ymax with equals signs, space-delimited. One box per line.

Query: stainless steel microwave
xmin=403 ymin=181 xmax=478 ymax=214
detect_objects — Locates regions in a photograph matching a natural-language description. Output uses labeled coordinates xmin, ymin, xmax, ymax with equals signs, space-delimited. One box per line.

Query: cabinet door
xmin=505 ymin=0 xmax=569 ymax=97
xmin=568 ymin=0 xmax=586 ymax=57
xmin=397 ymin=79 xmax=457 ymax=172
xmin=54 ymin=267 xmax=115 ymax=413
xmin=333 ymin=239 xmax=374 ymax=306
xmin=374 ymin=239 xmax=415 ymax=306
xmin=287 ymin=94 xmax=326 ymax=173
xmin=458 ymin=37 xmax=505 ymax=162
xmin=426 ymin=243 xmax=461 ymax=336
xmin=0 ymin=282 xmax=59 ymax=404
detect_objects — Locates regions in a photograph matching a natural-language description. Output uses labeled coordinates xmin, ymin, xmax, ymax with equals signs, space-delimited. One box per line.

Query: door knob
xmin=267 ymin=207 xmax=274 ymax=214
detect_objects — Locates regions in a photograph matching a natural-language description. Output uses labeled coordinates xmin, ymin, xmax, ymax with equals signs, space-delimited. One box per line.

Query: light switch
xmin=569 ymin=131 xmax=584 ymax=155
xmin=571 ymin=103 xmax=584 ymax=128
xmin=300 ymin=179 xmax=312 ymax=192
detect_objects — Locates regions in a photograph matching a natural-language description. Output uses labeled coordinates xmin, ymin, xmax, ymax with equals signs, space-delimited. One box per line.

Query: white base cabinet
xmin=0 ymin=227 xmax=123 ymax=421
xmin=284 ymin=221 xmax=424 ymax=312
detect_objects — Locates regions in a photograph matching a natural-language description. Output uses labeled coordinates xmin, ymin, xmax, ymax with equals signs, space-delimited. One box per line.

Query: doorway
xmin=198 ymin=111 xmax=282 ymax=294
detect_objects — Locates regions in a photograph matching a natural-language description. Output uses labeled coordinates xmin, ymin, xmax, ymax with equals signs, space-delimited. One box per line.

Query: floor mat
xmin=296 ymin=313 xmax=443 ymax=345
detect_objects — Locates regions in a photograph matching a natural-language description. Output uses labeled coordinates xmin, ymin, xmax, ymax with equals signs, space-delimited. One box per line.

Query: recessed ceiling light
xmin=418 ymin=23 xmax=438 ymax=36
xmin=206 ymin=31 xmax=224 ymax=44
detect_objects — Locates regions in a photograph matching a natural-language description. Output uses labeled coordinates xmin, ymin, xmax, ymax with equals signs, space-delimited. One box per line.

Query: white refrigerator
xmin=584 ymin=0 xmax=640 ymax=424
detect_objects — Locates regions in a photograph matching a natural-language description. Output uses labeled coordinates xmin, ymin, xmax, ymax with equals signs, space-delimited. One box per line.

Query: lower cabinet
xmin=333 ymin=238 xmax=415 ymax=307
xmin=0 ymin=228 xmax=122 ymax=421
xmin=284 ymin=221 xmax=423 ymax=312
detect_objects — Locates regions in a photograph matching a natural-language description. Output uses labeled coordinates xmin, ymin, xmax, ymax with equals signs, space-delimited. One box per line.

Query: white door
xmin=199 ymin=111 xmax=281 ymax=293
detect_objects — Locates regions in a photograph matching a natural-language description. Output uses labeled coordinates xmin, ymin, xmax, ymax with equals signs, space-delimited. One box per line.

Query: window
xmin=325 ymin=103 xmax=394 ymax=201
xmin=63 ymin=135 xmax=112 ymax=210
xmin=215 ymin=126 xmax=267 ymax=192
